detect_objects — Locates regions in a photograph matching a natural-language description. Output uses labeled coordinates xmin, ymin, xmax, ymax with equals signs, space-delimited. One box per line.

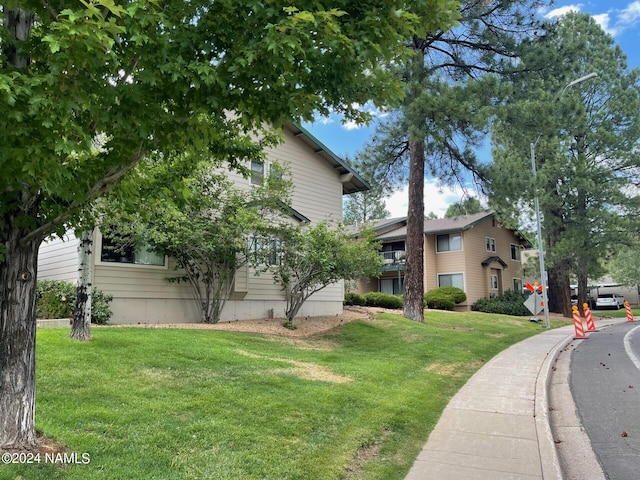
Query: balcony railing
xmin=379 ymin=250 xmax=406 ymax=271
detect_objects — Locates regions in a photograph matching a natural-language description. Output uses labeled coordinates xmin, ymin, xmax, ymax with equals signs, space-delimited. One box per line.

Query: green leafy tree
xmin=271 ymin=223 xmax=381 ymax=329
xmin=444 ymin=197 xmax=484 ymax=218
xmin=361 ymin=0 xmax=545 ymax=322
xmin=0 ymin=0 xmax=459 ymax=449
xmin=100 ymin=158 xmax=291 ymax=325
xmin=609 ymin=242 xmax=640 ymax=299
xmin=487 ymin=12 xmax=640 ymax=316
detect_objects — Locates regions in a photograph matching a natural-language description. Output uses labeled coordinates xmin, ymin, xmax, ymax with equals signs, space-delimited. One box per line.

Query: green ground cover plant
xmin=12 ymin=311 xmax=570 ymax=480
xmin=592 ymin=306 xmax=640 ymax=318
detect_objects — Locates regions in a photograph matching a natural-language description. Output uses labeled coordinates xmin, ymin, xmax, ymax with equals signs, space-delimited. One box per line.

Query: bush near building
xmin=471 ymin=290 xmax=530 ymax=316
xmin=424 ymin=287 xmax=467 ymax=311
xmin=344 ymin=292 xmax=403 ymax=309
xmin=36 ymin=280 xmax=113 ymax=324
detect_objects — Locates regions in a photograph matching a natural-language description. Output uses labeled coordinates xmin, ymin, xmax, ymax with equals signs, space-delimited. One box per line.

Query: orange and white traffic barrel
xmin=572 ymin=305 xmax=586 ymax=339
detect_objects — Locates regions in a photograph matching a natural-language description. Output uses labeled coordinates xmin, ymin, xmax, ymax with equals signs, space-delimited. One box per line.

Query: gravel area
xmin=112 ymin=306 xmax=392 ymax=337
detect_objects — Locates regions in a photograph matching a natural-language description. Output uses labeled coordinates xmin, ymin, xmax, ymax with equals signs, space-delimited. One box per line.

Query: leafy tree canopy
xmin=1 ymin=0 xmax=460 ymax=253
xmin=271 ymin=222 xmax=381 ymax=328
xmin=444 ymin=197 xmax=484 ymax=218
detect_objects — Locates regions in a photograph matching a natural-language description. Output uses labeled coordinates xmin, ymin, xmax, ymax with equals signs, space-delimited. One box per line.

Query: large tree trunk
xmin=547 ymin=261 xmax=571 ymax=317
xmin=0 ymin=232 xmax=40 ymax=449
xmin=71 ymin=231 xmax=93 ymax=341
xmin=403 ymin=140 xmax=425 ymax=322
xmin=2 ymin=8 xmax=34 ymax=68
xmin=577 ymin=271 xmax=589 ymax=311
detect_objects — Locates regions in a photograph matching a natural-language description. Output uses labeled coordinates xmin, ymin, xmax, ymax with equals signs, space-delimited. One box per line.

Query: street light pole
xmin=531 ymin=72 xmax=597 ymax=329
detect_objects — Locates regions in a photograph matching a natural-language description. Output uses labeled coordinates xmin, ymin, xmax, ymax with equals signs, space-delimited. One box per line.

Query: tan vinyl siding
xmin=265 ymin=128 xmax=342 ymax=224
xmin=37 ymin=233 xmax=80 ymax=283
xmin=424 ymin=235 xmax=437 ymax=291
xmin=458 ymin=217 xmax=526 ymax=306
xmin=434 ymin=231 xmax=468 ymax=283
xmin=460 ymin=225 xmax=492 ymax=304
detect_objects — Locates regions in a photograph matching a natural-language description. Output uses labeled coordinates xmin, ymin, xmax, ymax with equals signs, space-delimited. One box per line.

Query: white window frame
xmin=250 ymin=160 xmax=284 ymax=186
xmin=490 ymin=274 xmax=499 ymax=290
xmin=436 ymin=233 xmax=462 ymax=253
xmin=250 ymin=159 xmax=264 ymax=185
xmin=96 ymin=230 xmax=168 ymax=269
xmin=486 ymin=237 xmax=496 ymax=252
xmin=437 ymin=272 xmax=465 ymax=290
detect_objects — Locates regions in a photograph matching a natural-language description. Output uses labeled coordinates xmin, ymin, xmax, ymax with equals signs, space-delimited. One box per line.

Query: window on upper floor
xmin=250 ymin=160 xmax=264 ymax=185
xmin=436 ymin=233 xmax=462 ymax=253
xmin=438 ymin=273 xmax=464 ymax=289
xmin=510 ymin=244 xmax=521 ymax=261
xmin=486 ymin=237 xmax=496 ymax=252
xmin=251 ymin=160 xmax=284 ymax=186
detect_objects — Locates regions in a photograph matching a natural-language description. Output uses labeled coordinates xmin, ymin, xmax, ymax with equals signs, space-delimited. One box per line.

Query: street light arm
xmin=566 ymin=72 xmax=598 ymax=88
xmin=559 ymin=72 xmax=598 ymax=97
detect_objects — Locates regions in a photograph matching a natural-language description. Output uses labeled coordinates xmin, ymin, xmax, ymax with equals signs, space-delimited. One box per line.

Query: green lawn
xmin=592 ymin=306 xmax=640 ymax=318
xmin=10 ymin=311 xmax=570 ymax=480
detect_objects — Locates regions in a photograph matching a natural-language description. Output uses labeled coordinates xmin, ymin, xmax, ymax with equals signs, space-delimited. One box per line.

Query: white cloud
xmin=619 ymin=1 xmax=640 ymax=26
xmin=342 ymin=119 xmax=361 ymax=131
xmin=545 ymin=1 xmax=640 ymax=36
xmin=318 ymin=116 xmax=335 ymax=126
xmin=384 ymin=181 xmax=482 ymax=218
xmin=592 ymin=13 xmax=613 ymax=34
xmin=544 ymin=5 xmax=582 ymax=19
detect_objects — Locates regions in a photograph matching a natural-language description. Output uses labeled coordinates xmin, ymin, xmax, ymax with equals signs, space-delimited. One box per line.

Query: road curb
xmin=534 ymin=327 xmax=575 ymax=480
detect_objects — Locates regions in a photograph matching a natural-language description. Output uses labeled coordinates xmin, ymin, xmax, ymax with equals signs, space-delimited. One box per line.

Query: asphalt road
xmin=570 ymin=321 xmax=640 ymax=480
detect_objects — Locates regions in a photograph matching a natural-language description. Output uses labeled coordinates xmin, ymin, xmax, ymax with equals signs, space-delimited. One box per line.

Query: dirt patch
xmin=236 ymin=349 xmax=352 ymax=383
xmin=425 ymin=360 xmax=484 ymax=377
xmin=110 ymin=306 xmax=375 ymax=338
xmin=0 ymin=431 xmax=67 ymax=457
xmin=344 ymin=428 xmax=392 ymax=479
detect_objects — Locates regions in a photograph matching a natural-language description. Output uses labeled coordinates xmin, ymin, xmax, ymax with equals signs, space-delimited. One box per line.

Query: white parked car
xmin=595 ymin=293 xmax=625 ymax=310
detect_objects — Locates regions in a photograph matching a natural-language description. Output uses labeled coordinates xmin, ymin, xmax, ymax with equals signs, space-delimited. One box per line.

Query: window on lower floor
xmin=513 ymin=278 xmax=523 ymax=292
xmin=100 ymin=232 xmax=166 ymax=266
xmin=380 ymin=278 xmax=403 ymax=295
xmin=490 ymin=274 xmax=499 ymax=290
xmin=251 ymin=236 xmax=282 ymax=266
xmin=437 ymin=273 xmax=464 ymax=289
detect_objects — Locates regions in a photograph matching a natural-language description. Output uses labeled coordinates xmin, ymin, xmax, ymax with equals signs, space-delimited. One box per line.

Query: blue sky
xmin=302 ymin=1 xmax=640 ymax=218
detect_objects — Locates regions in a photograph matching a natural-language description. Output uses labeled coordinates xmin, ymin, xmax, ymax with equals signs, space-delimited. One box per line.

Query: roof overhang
xmin=287 ymin=122 xmax=370 ymax=195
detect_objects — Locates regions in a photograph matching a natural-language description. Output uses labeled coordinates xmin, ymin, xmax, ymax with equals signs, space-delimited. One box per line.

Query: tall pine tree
xmin=488 ymin=12 xmax=640 ymax=316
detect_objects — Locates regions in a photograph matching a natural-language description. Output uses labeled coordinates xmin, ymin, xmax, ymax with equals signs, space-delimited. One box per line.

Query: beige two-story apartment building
xmin=355 ymin=211 xmax=531 ymax=309
xmin=37 ymin=123 xmax=368 ymax=324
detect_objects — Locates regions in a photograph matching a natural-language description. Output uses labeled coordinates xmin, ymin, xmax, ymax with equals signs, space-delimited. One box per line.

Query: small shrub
xmin=36 ymin=280 xmax=114 ymax=324
xmin=344 ymin=292 xmax=366 ymax=306
xmin=362 ymin=292 xmax=403 ymax=309
xmin=424 ymin=287 xmax=467 ymax=311
xmin=90 ymin=287 xmax=114 ymax=324
xmin=471 ymin=290 xmax=530 ymax=316
xmin=36 ymin=280 xmax=76 ymax=318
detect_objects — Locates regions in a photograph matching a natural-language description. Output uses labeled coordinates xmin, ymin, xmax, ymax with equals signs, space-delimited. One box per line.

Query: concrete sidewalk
xmin=405 ymin=325 xmax=577 ymax=480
